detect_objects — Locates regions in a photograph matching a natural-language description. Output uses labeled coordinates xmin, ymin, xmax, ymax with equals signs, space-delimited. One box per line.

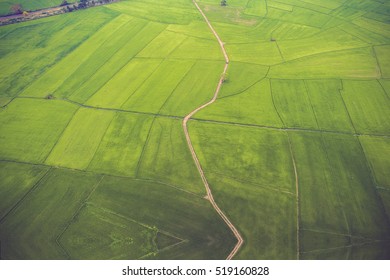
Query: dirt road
xmin=183 ymin=0 xmax=244 ymax=260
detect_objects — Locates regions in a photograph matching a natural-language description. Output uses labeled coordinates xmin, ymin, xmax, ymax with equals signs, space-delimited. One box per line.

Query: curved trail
xmin=183 ymin=0 xmax=243 ymax=260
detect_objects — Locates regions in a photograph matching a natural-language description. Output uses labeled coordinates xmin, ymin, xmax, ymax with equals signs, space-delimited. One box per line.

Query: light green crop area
xmin=0 ymin=0 xmax=389 ymax=260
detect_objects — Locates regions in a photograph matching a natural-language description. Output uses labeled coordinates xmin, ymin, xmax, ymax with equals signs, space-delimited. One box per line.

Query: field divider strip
xmin=285 ymin=132 xmax=300 ymax=259
xmin=182 ymin=0 xmax=243 ymax=260
xmin=42 ymin=106 xmax=81 ymax=164
xmin=0 ymin=159 xmax=205 ymax=199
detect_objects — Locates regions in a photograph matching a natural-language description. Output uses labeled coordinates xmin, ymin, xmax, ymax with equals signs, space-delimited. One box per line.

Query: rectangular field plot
xmin=360 ymin=136 xmax=390 ymax=189
xmin=321 ymin=133 xmax=390 ymax=239
xmin=271 ymin=79 xmax=318 ymax=129
xmin=269 ymin=47 xmax=380 ymax=79
xmin=137 ymin=117 xmax=204 ymax=195
xmin=19 ymin=13 xmax=129 ymax=98
xmin=121 ymin=59 xmax=195 ymax=113
xmin=45 ymin=108 xmax=115 ymax=170
xmin=289 ymin=132 xmax=350 ymax=235
xmin=208 ymin=174 xmax=297 ymax=259
xmin=290 ymin=131 xmax=390 ymax=245
xmin=85 ymin=59 xmax=162 ymax=109
xmin=226 ymin=41 xmax=283 ymax=65
xmin=85 ymin=176 xmax=235 ymax=259
xmin=196 ymin=79 xmax=284 ymax=127
xmin=341 ymin=80 xmax=390 ymax=135
xmin=88 ymin=113 xmax=154 ymax=177
xmin=304 ymin=80 xmax=355 ymax=133
xmin=189 ymin=122 xmax=295 ymax=193
xmin=0 ymin=168 xmax=102 ymax=259
xmin=160 ymin=60 xmax=224 ymax=116
xmin=0 ymin=99 xmax=77 ymax=163
xmin=0 ymin=162 xmax=48 ymax=221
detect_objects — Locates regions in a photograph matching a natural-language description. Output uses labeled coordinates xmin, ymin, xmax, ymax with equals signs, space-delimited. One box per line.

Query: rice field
xmin=0 ymin=0 xmax=389 ymax=259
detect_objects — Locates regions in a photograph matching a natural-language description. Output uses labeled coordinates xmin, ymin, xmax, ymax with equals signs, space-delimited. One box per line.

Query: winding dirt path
xmin=183 ymin=0 xmax=243 ymax=260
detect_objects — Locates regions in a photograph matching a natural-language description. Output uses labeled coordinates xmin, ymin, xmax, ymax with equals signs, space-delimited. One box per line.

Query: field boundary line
xmin=372 ymin=46 xmax=383 ymax=79
xmin=356 ymin=136 xmax=390 ymax=227
xmin=301 ymin=239 xmax=389 ymax=255
xmin=182 ymin=0 xmax=243 ymax=260
xmin=269 ymin=78 xmax=300 ymax=258
xmin=157 ymin=61 xmax=198 ymax=114
xmin=377 ymin=80 xmax=390 ymax=100
xmin=42 ymin=107 xmax=80 ymax=164
xmin=0 ymin=167 xmax=51 ymax=224
xmin=85 ymin=111 xmax=118 ymax=171
xmin=304 ymin=80 xmax=352 ymax=236
xmin=0 ymin=159 xmax=205 ymax=198
xmin=218 ymin=69 xmax=270 ymax=100
xmin=134 ymin=117 xmax=157 ymax=178
xmin=319 ymin=133 xmax=352 ymax=235
xmin=118 ymin=58 xmax=166 ymax=110
xmin=285 ymin=132 xmax=300 ymax=259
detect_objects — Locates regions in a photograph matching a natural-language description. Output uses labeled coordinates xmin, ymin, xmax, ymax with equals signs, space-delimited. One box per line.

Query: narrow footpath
xmin=182 ymin=0 xmax=244 ymax=260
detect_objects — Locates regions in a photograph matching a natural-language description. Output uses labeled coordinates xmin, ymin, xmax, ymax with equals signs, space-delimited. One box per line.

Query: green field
xmin=0 ymin=0 xmax=389 ymax=259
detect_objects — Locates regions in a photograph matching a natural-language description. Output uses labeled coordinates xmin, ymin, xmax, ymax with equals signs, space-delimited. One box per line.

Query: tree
xmin=221 ymin=0 xmax=227 ymax=6
xmin=79 ymin=0 xmax=88 ymax=8
xmin=10 ymin=3 xmax=23 ymax=14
